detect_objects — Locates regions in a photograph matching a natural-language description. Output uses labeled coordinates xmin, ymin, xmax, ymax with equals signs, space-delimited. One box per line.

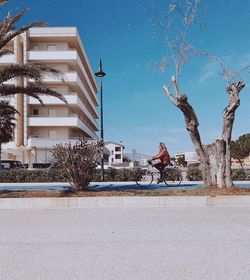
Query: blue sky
xmin=3 ymin=0 xmax=250 ymax=156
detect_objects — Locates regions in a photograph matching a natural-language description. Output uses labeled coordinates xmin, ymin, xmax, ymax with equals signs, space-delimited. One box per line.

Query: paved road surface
xmin=0 ymin=207 xmax=250 ymax=280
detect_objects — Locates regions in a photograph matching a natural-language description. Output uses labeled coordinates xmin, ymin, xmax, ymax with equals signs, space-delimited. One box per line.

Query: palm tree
xmin=0 ymin=0 xmax=67 ymax=103
xmin=0 ymin=0 xmax=67 ymax=154
xmin=0 ymin=101 xmax=18 ymax=168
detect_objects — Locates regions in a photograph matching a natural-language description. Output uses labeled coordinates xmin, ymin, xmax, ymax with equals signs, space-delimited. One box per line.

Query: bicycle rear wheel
xmin=135 ymin=169 xmax=153 ymax=187
xmin=163 ymin=167 xmax=182 ymax=187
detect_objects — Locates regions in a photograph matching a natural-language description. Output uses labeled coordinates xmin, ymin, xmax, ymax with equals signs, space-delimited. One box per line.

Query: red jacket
xmin=153 ymin=148 xmax=170 ymax=165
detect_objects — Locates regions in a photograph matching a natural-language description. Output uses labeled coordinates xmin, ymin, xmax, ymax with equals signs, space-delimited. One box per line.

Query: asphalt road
xmin=0 ymin=207 xmax=249 ymax=280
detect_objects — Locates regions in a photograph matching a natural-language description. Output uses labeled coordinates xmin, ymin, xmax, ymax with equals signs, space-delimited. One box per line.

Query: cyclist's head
xmin=159 ymin=142 xmax=167 ymax=149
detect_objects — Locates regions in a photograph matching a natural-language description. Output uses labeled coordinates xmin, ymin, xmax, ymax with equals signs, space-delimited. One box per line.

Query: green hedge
xmin=93 ymin=168 xmax=141 ymax=182
xmin=232 ymin=169 xmax=249 ymax=181
xmin=186 ymin=165 xmax=203 ymax=181
xmin=0 ymin=168 xmax=141 ymax=183
xmin=0 ymin=169 xmax=67 ymax=183
xmin=186 ymin=166 xmax=250 ymax=181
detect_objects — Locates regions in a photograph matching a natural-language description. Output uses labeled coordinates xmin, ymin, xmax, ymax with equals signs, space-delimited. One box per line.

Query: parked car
xmin=0 ymin=160 xmax=25 ymax=170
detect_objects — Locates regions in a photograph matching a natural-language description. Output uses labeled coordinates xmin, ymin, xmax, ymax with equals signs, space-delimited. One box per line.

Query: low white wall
xmin=0 ymin=196 xmax=249 ymax=210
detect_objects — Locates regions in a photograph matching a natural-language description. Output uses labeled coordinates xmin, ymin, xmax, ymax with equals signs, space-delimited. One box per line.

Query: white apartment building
xmin=175 ymin=152 xmax=199 ymax=165
xmin=1 ymin=27 xmax=99 ymax=166
xmin=105 ymin=142 xmax=124 ymax=165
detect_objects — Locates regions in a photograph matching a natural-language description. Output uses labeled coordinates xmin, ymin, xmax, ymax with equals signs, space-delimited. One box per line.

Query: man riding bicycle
xmin=148 ymin=142 xmax=171 ymax=183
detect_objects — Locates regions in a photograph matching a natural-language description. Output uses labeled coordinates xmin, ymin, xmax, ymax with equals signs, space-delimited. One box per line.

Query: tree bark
xmin=222 ymin=81 xmax=245 ymax=188
xmin=163 ymin=83 xmax=212 ymax=187
xmin=163 ymin=79 xmax=245 ymax=188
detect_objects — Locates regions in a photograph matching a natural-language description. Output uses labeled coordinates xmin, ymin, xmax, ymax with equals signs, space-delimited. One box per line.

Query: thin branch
xmin=163 ymin=83 xmax=178 ymax=106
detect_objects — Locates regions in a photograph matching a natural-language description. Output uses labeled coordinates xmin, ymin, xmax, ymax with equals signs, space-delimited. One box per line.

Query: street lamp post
xmin=95 ymin=59 xmax=106 ymax=181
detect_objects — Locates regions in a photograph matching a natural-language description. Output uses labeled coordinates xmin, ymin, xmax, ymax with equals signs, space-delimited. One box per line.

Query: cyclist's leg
xmin=160 ymin=164 xmax=169 ymax=180
xmin=152 ymin=163 xmax=162 ymax=182
xmin=154 ymin=163 xmax=165 ymax=180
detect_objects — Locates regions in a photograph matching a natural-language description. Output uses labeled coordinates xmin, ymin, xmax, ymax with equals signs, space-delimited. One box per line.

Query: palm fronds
xmin=0 ymin=63 xmax=62 ymax=83
xmin=0 ymin=100 xmax=17 ymax=143
xmin=0 ymin=0 xmax=8 ymax=7
xmin=0 ymin=84 xmax=67 ymax=104
xmin=0 ymin=8 xmax=46 ymax=49
xmin=0 ymin=48 xmax=12 ymax=57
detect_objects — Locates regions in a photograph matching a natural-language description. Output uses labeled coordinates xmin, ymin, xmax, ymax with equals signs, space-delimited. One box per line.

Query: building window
xmin=111 ymin=158 xmax=114 ymax=163
xmin=115 ymin=147 xmax=121 ymax=152
xmin=47 ymin=45 xmax=56 ymax=51
xmin=48 ymin=109 xmax=56 ymax=117
xmin=49 ymin=131 xmax=57 ymax=139
xmin=33 ymin=108 xmax=39 ymax=116
xmin=115 ymin=154 xmax=121 ymax=160
xmin=111 ymin=150 xmax=114 ymax=155
xmin=33 ymin=45 xmax=39 ymax=50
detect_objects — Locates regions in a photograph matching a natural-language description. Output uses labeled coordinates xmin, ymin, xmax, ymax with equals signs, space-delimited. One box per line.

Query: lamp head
xmin=95 ymin=59 xmax=106 ymax=78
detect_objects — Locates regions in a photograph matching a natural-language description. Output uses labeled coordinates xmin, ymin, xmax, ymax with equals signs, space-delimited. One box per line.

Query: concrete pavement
xmin=0 ymin=207 xmax=250 ymax=279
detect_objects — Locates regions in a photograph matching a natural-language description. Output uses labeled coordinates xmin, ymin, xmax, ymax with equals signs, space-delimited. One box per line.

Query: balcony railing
xmin=27 ymin=49 xmax=98 ymax=106
xmin=27 ymin=49 xmax=77 ymax=61
xmin=28 ymin=71 xmax=98 ymax=117
xmin=28 ymin=115 xmax=98 ymax=139
xmin=27 ymin=136 xmax=84 ymax=148
xmin=0 ymin=54 xmax=15 ymax=64
xmin=29 ymin=112 xmax=97 ymax=131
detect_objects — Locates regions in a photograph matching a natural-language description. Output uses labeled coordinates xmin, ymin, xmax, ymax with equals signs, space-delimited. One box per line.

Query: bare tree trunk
xmin=163 ymin=79 xmax=245 ymax=188
xmin=205 ymin=140 xmax=226 ymax=188
xmin=164 ymin=81 xmax=212 ymax=187
xmin=222 ymin=81 xmax=245 ymax=188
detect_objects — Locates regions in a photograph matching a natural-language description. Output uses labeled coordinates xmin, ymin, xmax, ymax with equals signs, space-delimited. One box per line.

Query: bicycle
xmin=135 ymin=161 xmax=182 ymax=187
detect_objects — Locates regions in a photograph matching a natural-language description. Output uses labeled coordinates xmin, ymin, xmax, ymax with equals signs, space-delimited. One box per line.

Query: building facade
xmin=1 ymin=27 xmax=99 ymax=166
xmin=175 ymin=152 xmax=199 ymax=165
xmin=231 ymin=153 xmax=250 ymax=168
xmin=105 ymin=142 xmax=124 ymax=165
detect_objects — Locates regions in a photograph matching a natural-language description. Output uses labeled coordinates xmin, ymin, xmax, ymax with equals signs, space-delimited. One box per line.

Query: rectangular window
xmin=115 ymin=154 xmax=121 ymax=160
xmin=47 ymin=45 xmax=56 ymax=51
xmin=33 ymin=130 xmax=39 ymax=137
xmin=33 ymin=45 xmax=39 ymax=50
xmin=115 ymin=147 xmax=121 ymax=152
xmin=49 ymin=131 xmax=57 ymax=139
xmin=48 ymin=109 xmax=56 ymax=117
xmin=33 ymin=108 xmax=39 ymax=116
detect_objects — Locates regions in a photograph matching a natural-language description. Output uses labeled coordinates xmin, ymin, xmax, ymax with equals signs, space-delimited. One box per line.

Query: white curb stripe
xmin=0 ymin=196 xmax=249 ymax=209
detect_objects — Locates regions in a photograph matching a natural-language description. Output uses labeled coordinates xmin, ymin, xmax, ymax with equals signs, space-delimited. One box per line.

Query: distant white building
xmin=105 ymin=142 xmax=124 ymax=165
xmin=175 ymin=152 xmax=199 ymax=165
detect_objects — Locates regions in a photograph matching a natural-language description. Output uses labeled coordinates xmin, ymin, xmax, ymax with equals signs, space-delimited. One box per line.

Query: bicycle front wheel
xmin=163 ymin=167 xmax=182 ymax=187
xmin=135 ymin=169 xmax=153 ymax=187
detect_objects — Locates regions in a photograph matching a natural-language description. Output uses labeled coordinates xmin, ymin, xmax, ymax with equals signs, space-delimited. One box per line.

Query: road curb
xmin=0 ymin=195 xmax=249 ymax=209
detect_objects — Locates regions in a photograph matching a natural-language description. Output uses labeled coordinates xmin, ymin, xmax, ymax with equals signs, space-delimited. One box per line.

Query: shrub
xmin=0 ymin=167 xmax=142 ymax=184
xmin=187 ymin=165 xmax=202 ymax=181
xmin=0 ymin=169 xmax=66 ymax=183
xmin=232 ymin=169 xmax=247 ymax=181
xmin=51 ymin=140 xmax=101 ymax=191
xmin=93 ymin=168 xmax=141 ymax=182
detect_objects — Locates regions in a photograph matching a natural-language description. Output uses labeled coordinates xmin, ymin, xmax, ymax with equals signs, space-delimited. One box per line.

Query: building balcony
xmin=28 ymin=50 xmax=77 ymax=62
xmin=27 ymin=115 xmax=98 ymax=140
xmin=27 ymin=49 xmax=98 ymax=105
xmin=27 ymin=136 xmax=84 ymax=148
xmin=28 ymin=93 xmax=99 ymax=131
xmin=0 ymin=54 xmax=15 ymax=64
xmin=28 ymin=72 xmax=98 ymax=117
xmin=2 ymin=141 xmax=16 ymax=149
